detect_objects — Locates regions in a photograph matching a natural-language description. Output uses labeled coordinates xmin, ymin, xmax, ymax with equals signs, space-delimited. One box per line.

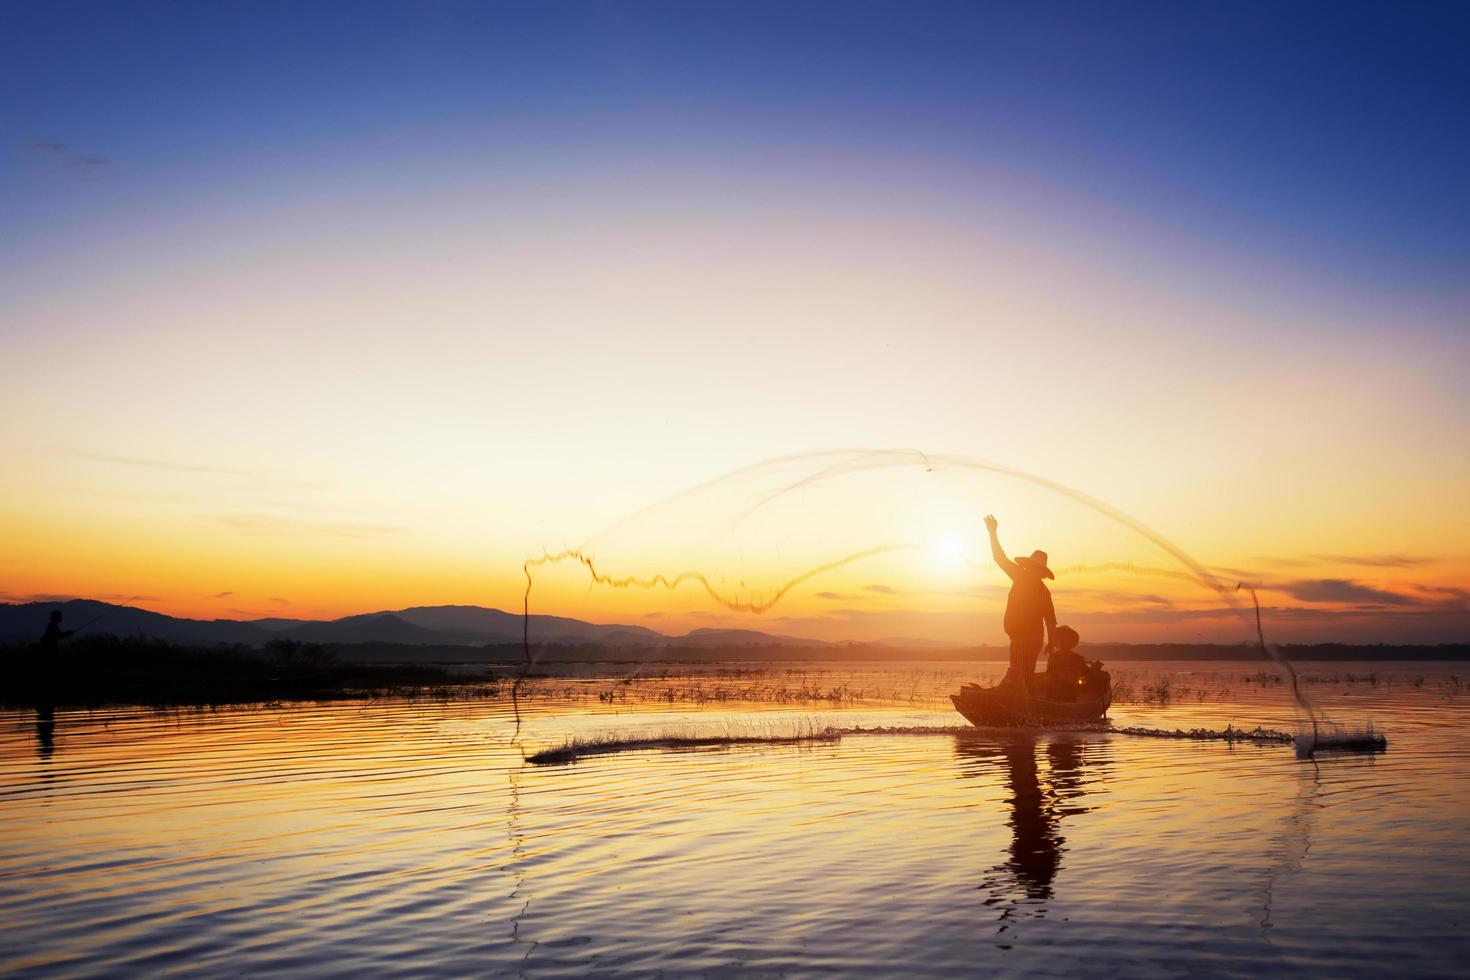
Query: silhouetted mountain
xmin=670 ymin=627 xmax=827 ymax=647
xmin=0 ymin=600 xmax=271 ymax=647
xmin=277 ymin=613 xmax=470 ymax=646
xmin=393 ymin=605 xmax=664 ymax=644
xmin=3 ymin=599 xmax=1466 ymax=660
xmin=251 ymin=617 xmax=308 ymax=632
xmin=874 ymin=636 xmax=955 ymax=649
xmin=1 ymin=600 xmax=679 ymax=648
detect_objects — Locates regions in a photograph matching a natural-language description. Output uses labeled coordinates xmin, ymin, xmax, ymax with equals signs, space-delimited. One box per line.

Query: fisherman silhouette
xmin=33 ymin=610 xmax=76 ymax=699
xmin=984 ymin=514 xmax=1056 ymax=693
xmin=38 ymin=610 xmax=76 ymax=657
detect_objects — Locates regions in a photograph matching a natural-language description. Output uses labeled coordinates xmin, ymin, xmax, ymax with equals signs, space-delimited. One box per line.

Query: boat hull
xmin=951 ymin=682 xmax=1111 ymax=727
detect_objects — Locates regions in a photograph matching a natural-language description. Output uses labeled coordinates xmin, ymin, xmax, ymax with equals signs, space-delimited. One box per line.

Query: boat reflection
xmin=954 ymin=732 xmax=1098 ymax=940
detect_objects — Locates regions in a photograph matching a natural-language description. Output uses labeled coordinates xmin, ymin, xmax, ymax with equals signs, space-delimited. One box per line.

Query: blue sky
xmin=5 ymin=1 xmax=1469 ymax=299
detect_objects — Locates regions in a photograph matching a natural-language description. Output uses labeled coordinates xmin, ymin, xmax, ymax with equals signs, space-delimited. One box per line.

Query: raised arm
xmin=984 ymin=514 xmax=1020 ymax=579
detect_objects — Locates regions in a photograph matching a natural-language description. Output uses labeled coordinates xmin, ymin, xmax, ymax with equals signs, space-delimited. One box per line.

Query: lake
xmin=2 ymin=661 xmax=1467 ymax=976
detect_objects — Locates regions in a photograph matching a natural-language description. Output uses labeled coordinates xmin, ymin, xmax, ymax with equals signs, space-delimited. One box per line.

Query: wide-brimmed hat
xmin=1015 ymin=550 xmax=1054 ymax=579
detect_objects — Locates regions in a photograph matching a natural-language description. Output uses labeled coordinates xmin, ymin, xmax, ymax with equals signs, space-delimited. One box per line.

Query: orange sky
xmin=2 ymin=432 xmax=1466 ymax=644
xmin=3 ymin=132 xmax=1467 ymax=645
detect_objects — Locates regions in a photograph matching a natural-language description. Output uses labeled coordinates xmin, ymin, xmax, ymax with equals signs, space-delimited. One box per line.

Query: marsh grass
xmin=1104 ymin=666 xmax=1459 ymax=706
xmin=525 ymin=719 xmax=1004 ymax=764
xmin=521 ymin=667 xmax=991 ymax=709
xmin=1110 ymin=723 xmax=1295 ymax=744
xmin=7 ymin=645 xmax=1457 ymax=714
xmin=526 ymin=717 xmax=843 ymax=764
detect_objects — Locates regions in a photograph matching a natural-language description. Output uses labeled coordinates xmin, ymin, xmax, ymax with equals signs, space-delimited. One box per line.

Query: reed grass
xmin=527 ymin=718 xmax=842 ymax=764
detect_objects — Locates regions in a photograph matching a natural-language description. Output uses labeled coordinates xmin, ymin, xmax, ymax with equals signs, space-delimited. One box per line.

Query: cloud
xmin=31 ymin=141 xmax=112 ymax=168
xmin=1251 ymin=553 xmax=1433 ymax=571
xmin=68 ymin=450 xmax=259 ymax=478
xmin=217 ymin=513 xmax=401 ymax=540
xmin=1052 ymin=587 xmax=1176 ymax=608
xmin=210 ymin=591 xmax=235 ymax=599
xmin=1056 ymin=562 xmax=1209 ymax=584
xmin=1408 ymin=584 xmax=1470 ymax=610
xmin=269 ymin=597 xmax=291 ymax=606
xmin=1215 ymin=566 xmax=1266 ymax=582
xmin=841 ymin=583 xmax=1000 ymax=601
xmin=1250 ymin=557 xmax=1315 ymax=569
xmin=1277 ymin=578 xmax=1413 ymax=606
xmin=65 ymin=449 xmax=327 ymax=494
xmin=1310 ymin=553 xmax=1432 ymax=568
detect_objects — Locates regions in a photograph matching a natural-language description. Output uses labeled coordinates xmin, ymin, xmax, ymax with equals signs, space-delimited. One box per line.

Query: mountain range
xmin=0 ymin=600 xmax=826 ymax=649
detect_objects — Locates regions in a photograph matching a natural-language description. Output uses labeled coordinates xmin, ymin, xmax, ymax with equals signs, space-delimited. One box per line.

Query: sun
xmin=933 ymin=534 xmax=966 ymax=568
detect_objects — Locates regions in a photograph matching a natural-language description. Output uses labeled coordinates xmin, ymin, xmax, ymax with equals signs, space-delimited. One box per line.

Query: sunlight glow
xmin=932 ymin=534 xmax=966 ymax=570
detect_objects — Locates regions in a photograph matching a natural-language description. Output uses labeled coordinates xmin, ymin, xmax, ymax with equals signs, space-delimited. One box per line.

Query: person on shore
xmin=985 ymin=514 xmax=1056 ymax=693
xmin=34 ymin=610 xmax=76 ymax=699
xmin=38 ymin=610 xmax=75 ymax=657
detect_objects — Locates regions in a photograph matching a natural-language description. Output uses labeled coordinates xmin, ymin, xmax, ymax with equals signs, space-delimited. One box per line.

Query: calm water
xmin=2 ymin=661 xmax=1468 ymax=977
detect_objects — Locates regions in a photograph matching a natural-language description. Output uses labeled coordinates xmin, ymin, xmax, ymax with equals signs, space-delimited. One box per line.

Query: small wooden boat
xmin=951 ymin=673 xmax=1111 ymax=727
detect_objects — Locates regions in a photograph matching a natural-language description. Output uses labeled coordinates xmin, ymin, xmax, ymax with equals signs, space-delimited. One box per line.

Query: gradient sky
xmin=3 ymin=2 xmax=1467 ymax=643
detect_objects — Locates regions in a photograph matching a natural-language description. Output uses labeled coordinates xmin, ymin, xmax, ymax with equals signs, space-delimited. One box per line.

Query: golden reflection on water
xmin=959 ymin=734 xmax=1095 ymax=924
xmin=2 ymin=661 xmax=1469 ymax=976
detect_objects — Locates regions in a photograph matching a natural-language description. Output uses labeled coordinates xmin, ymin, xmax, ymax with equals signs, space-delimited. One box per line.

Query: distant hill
xmin=4 ymin=600 xmax=1466 ymax=660
xmin=250 ymin=617 xmax=309 ymax=632
xmin=276 ymin=613 xmax=466 ymax=646
xmin=873 ymin=636 xmax=956 ymax=649
xmin=0 ymin=600 xmax=687 ymax=648
xmin=393 ymin=605 xmax=664 ymax=645
xmin=670 ymin=628 xmax=827 ymax=648
xmin=0 ymin=600 xmax=272 ymax=647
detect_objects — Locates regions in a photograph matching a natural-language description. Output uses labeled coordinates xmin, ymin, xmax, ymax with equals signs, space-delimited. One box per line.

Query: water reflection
xmin=1258 ymin=759 xmax=1322 ymax=934
xmin=955 ymin=733 xmax=1097 ymax=941
xmin=34 ymin=705 xmax=55 ymax=761
xmin=506 ymin=763 xmax=536 ymax=964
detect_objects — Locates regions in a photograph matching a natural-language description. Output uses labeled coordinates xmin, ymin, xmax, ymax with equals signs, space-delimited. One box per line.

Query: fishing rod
xmin=71 ymin=596 xmax=144 ymax=635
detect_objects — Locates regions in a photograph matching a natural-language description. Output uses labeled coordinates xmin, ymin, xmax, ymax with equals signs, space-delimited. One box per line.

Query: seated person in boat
xmin=1045 ymin=626 xmax=1088 ymax=702
xmin=984 ymin=514 xmax=1056 ymax=693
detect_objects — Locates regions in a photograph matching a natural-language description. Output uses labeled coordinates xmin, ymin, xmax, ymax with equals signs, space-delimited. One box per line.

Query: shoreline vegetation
xmin=3 ymin=635 xmax=1466 ymax=710
xmin=285 ymin=640 xmax=1470 ymax=664
xmin=2 ymin=636 xmax=461 ymax=708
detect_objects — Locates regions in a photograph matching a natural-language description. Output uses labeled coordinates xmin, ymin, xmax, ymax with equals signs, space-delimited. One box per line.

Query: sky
xmin=2 ymin=1 xmax=1467 ymax=643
